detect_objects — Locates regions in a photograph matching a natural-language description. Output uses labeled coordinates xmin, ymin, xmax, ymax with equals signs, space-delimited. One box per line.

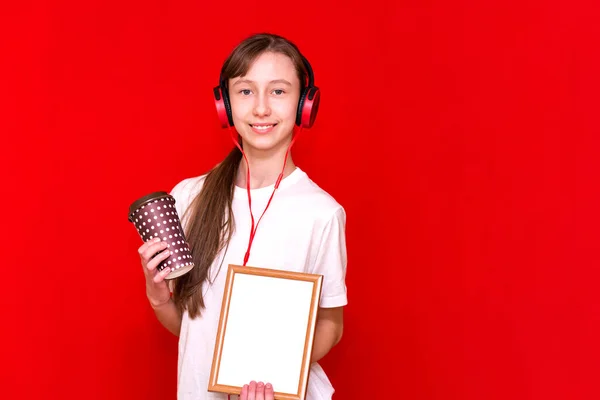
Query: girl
xmin=137 ymin=33 xmax=348 ymax=400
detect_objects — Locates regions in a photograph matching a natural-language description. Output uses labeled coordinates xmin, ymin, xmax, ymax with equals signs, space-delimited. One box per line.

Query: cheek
xmin=274 ymin=99 xmax=299 ymax=122
xmin=229 ymin=98 xmax=248 ymax=119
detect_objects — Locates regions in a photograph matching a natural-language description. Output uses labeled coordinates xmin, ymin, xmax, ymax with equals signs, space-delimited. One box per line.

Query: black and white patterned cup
xmin=128 ymin=191 xmax=194 ymax=279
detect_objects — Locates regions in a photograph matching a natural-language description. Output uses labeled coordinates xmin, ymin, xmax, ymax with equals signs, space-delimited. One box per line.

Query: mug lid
xmin=128 ymin=191 xmax=171 ymax=221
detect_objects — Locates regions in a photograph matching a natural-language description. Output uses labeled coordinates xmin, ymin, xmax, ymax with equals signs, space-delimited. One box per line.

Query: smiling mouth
xmin=250 ymin=123 xmax=277 ymax=132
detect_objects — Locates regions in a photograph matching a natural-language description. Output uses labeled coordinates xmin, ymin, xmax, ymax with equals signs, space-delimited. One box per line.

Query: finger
xmin=240 ymin=384 xmax=248 ymax=400
xmin=138 ymin=237 xmax=161 ymax=257
xmin=143 ymin=242 xmax=169 ymax=264
xmin=153 ymin=266 xmax=172 ymax=284
xmin=247 ymin=381 xmax=257 ymax=400
xmin=264 ymin=383 xmax=274 ymax=400
xmin=140 ymin=239 xmax=168 ymax=262
xmin=146 ymin=249 xmax=172 ymax=273
xmin=255 ymin=382 xmax=265 ymax=400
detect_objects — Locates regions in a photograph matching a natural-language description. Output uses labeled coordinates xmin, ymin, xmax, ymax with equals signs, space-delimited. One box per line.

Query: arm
xmin=311 ymin=306 xmax=344 ymax=363
xmin=150 ymin=297 xmax=182 ymax=337
xmin=309 ymin=208 xmax=348 ymax=362
xmin=139 ymin=238 xmax=183 ymax=337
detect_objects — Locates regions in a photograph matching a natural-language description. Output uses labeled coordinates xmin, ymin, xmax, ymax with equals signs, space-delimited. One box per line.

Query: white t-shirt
xmin=170 ymin=167 xmax=348 ymax=400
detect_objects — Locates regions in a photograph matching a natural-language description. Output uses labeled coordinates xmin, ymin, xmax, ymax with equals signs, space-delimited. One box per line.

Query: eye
xmin=239 ymin=89 xmax=252 ymax=96
xmin=272 ymin=89 xmax=285 ymax=95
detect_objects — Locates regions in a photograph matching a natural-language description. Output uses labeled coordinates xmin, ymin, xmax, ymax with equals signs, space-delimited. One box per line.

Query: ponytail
xmin=172 ymin=147 xmax=242 ymax=318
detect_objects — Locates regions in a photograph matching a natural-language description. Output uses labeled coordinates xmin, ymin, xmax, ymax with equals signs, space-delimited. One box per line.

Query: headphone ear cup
xmin=213 ymin=86 xmax=234 ymax=128
xmin=296 ymin=87 xmax=320 ymax=128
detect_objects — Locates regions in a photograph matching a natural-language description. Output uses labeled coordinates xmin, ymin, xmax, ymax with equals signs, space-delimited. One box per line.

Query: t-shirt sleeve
xmin=310 ymin=207 xmax=348 ymax=308
xmin=169 ymin=176 xmax=202 ymax=229
xmin=170 ymin=179 xmax=188 ymax=223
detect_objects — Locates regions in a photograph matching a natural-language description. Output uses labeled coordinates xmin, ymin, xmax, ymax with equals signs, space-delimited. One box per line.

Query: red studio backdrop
xmin=1 ymin=1 xmax=599 ymax=399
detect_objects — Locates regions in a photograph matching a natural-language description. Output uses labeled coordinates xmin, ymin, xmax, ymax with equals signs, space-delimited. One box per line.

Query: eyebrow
xmin=232 ymin=79 xmax=292 ymax=86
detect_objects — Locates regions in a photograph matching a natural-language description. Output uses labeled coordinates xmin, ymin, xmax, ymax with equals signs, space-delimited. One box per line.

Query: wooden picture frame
xmin=208 ymin=264 xmax=323 ymax=400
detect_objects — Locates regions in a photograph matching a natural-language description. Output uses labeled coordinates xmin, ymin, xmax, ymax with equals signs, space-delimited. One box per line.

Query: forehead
xmin=235 ymin=52 xmax=299 ymax=85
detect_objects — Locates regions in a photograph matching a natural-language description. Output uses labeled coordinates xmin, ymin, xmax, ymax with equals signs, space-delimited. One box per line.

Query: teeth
xmin=252 ymin=125 xmax=273 ymax=130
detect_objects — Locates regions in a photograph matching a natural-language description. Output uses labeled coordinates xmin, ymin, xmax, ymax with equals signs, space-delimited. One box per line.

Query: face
xmin=228 ymin=51 xmax=301 ymax=155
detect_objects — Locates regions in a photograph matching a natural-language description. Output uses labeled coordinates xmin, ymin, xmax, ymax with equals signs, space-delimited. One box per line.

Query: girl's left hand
xmin=239 ymin=381 xmax=274 ymax=400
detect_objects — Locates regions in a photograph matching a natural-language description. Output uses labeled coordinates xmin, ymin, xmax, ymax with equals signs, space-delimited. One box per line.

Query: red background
xmin=2 ymin=0 xmax=599 ymax=399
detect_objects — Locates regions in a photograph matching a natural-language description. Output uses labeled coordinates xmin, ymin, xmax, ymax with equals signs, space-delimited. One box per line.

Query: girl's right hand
xmin=240 ymin=381 xmax=274 ymax=400
xmin=138 ymin=237 xmax=173 ymax=307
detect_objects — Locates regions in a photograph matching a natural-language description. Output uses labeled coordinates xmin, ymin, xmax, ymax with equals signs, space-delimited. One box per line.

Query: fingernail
xmin=266 ymin=383 xmax=272 ymax=389
xmin=154 ymin=237 xmax=160 ymax=242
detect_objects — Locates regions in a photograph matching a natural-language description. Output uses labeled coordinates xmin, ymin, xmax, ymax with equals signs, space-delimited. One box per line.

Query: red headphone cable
xmin=227 ymin=126 xmax=303 ymax=267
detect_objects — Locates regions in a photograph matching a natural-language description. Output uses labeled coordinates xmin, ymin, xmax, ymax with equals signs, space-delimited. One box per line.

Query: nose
xmin=253 ymin=92 xmax=271 ymax=117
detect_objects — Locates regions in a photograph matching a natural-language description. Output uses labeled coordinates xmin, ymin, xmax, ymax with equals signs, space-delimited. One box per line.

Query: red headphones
xmin=213 ymin=55 xmax=320 ymax=129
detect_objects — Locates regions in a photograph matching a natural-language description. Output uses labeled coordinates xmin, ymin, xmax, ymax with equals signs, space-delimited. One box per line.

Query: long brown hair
xmin=173 ymin=33 xmax=308 ymax=318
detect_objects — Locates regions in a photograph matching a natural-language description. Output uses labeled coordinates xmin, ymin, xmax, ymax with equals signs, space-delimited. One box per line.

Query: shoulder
xmin=170 ymin=174 xmax=207 ymax=199
xmin=288 ymin=169 xmax=346 ymax=225
xmin=170 ymin=174 xmax=208 ymax=221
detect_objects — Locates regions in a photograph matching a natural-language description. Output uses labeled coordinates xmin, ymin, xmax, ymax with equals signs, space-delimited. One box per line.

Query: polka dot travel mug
xmin=128 ymin=191 xmax=194 ymax=279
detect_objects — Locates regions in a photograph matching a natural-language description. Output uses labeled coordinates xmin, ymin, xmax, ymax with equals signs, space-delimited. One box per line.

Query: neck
xmin=235 ymin=146 xmax=297 ymax=190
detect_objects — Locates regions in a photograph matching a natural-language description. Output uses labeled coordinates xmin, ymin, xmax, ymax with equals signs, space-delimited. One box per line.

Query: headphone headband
xmin=301 ymin=55 xmax=315 ymax=88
